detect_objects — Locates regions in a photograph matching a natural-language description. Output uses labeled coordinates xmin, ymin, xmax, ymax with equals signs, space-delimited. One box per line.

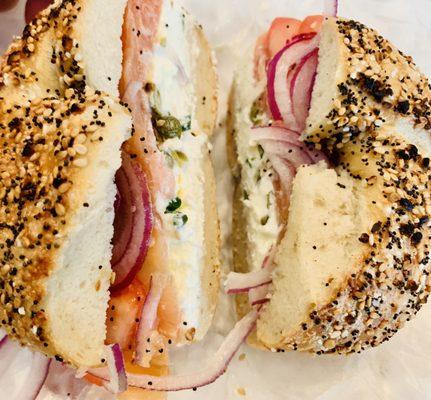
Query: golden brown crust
xmin=0 ymin=0 xmax=129 ymax=361
xmin=278 ymin=131 xmax=431 ymax=354
xmin=305 ymin=18 xmax=431 ymax=143
xmin=280 ymin=19 xmax=431 ymax=354
xmin=226 ymin=85 xmax=239 ymax=175
xmin=199 ymin=152 xmax=221 ymax=339
xmin=192 ymin=24 xmax=218 ymax=138
xmin=0 ymin=90 xmax=127 ymax=358
xmin=230 ymin=17 xmax=431 ymax=354
xmin=1 ymin=0 xmax=83 ymax=93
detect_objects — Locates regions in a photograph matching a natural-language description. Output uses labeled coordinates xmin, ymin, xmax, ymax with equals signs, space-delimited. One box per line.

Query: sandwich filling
xmin=105 ymin=0 xmax=211 ymax=373
xmin=228 ymin=16 xmax=327 ymax=301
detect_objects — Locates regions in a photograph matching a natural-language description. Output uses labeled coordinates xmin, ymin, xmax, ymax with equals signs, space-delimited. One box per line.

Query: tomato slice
xmin=106 ymin=278 xmax=148 ymax=351
xmin=267 ymin=17 xmax=302 ymax=58
xmin=298 ymin=15 xmax=324 ymax=34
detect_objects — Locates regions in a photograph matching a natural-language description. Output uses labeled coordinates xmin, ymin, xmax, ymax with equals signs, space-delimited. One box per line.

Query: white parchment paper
xmin=1 ymin=1 xmax=431 ymax=399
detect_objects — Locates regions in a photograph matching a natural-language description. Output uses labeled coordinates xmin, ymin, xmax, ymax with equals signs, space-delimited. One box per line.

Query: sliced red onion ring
xmin=253 ymin=125 xmax=301 ymax=140
xmin=104 ymin=344 xmax=128 ymax=394
xmin=25 ymin=0 xmax=52 ymax=24
xmin=114 ymin=188 xmax=122 ymax=213
xmin=249 ymin=284 xmax=270 ymax=306
xmin=111 ymin=168 xmax=133 ymax=267
xmin=89 ymin=309 xmax=259 ymax=392
xmin=324 ymin=0 xmax=338 ymax=17
xmin=134 ymin=273 xmax=168 ymax=367
xmin=253 ymin=126 xmax=328 ymax=165
xmin=111 ymin=156 xmax=153 ymax=292
xmin=0 ymin=337 xmax=50 ymax=399
xmin=246 ymin=246 xmax=277 ymax=306
xmin=291 ymin=49 xmax=319 ymax=132
xmin=267 ymin=33 xmax=319 ymax=130
xmin=259 ymin=138 xmax=313 ymax=168
xmin=267 ymin=153 xmax=296 ymax=196
xmin=266 ymin=34 xmax=315 ymax=122
xmin=38 ymin=360 xmax=91 ymax=399
xmin=225 ymin=268 xmax=272 ymax=294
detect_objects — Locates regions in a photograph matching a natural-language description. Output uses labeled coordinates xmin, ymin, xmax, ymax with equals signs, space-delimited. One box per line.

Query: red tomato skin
xmin=298 ymin=15 xmax=324 ymax=34
xmin=267 ymin=17 xmax=302 ymax=58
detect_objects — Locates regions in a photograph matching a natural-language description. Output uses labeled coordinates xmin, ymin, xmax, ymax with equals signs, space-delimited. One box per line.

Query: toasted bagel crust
xmin=0 ymin=0 xmax=220 ymax=367
xmin=0 ymin=0 xmax=130 ymax=366
xmin=229 ymin=17 xmax=431 ymax=354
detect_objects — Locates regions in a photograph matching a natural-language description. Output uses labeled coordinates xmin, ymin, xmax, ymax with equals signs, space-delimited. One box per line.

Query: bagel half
xmin=0 ymin=0 xmax=219 ymax=370
xmin=228 ymin=17 xmax=431 ymax=354
xmin=0 ymin=0 xmax=130 ymax=367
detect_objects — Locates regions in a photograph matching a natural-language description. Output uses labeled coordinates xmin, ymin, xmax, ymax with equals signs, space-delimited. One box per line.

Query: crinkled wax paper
xmin=1 ymin=1 xmax=431 ymax=399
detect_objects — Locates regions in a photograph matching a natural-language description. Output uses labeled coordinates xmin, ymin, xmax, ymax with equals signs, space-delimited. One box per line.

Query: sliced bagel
xmin=0 ymin=0 xmax=220 ymax=370
xmin=0 ymin=0 xmax=131 ymax=367
xmin=229 ymin=17 xmax=431 ymax=354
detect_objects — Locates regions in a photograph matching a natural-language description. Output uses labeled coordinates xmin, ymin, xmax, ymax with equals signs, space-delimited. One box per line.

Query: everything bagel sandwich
xmin=227 ymin=7 xmax=431 ymax=354
xmin=0 ymin=0 xmax=219 ymax=394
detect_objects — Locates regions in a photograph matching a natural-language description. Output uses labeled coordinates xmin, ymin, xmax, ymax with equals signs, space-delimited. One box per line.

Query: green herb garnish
xmin=260 ymin=215 xmax=269 ymax=225
xmin=165 ymin=197 xmax=182 ymax=213
xmin=258 ymin=144 xmax=264 ymax=159
xmin=243 ymin=190 xmax=249 ymax=200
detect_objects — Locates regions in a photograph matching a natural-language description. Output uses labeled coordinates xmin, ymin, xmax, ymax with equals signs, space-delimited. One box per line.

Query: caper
xmin=152 ymin=108 xmax=182 ymax=140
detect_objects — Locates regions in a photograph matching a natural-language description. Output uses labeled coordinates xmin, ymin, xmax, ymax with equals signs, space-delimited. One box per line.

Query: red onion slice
xmin=324 ymin=0 xmax=338 ymax=17
xmin=245 ymin=246 xmax=277 ymax=306
xmin=89 ymin=309 xmax=259 ymax=392
xmin=253 ymin=126 xmax=328 ymax=165
xmin=267 ymin=154 xmax=296 ymax=196
xmin=111 ymin=168 xmax=134 ymax=267
xmin=249 ymin=284 xmax=270 ymax=306
xmin=225 ymin=268 xmax=272 ymax=294
xmin=0 ymin=337 xmax=50 ymax=399
xmin=266 ymin=35 xmax=314 ymax=122
xmin=253 ymin=125 xmax=301 ymax=140
xmin=267 ymin=33 xmax=319 ymax=130
xmin=291 ymin=49 xmax=319 ymax=132
xmin=259 ymin=139 xmax=313 ymax=168
xmin=25 ymin=0 xmax=52 ymax=23
xmin=252 ymin=126 xmax=328 ymax=200
xmin=134 ymin=273 xmax=168 ymax=367
xmin=38 ymin=361 xmax=91 ymax=399
xmin=111 ymin=156 xmax=153 ymax=292
xmin=104 ymin=344 xmax=128 ymax=394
